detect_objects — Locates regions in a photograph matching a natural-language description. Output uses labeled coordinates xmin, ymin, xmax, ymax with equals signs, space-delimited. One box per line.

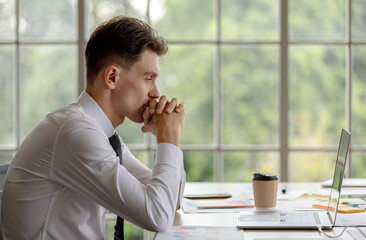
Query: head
xmin=85 ymin=16 xmax=168 ymax=85
xmin=84 ymin=16 xmax=168 ymax=126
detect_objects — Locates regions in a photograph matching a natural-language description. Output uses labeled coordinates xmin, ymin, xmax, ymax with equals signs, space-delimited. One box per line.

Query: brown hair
xmin=85 ymin=16 xmax=168 ymax=84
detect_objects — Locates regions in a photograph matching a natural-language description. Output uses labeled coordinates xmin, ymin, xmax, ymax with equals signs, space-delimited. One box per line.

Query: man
xmin=1 ymin=16 xmax=186 ymax=239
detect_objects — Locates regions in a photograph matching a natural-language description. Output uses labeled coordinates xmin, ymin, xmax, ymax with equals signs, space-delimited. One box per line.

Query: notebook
xmin=237 ymin=128 xmax=351 ymax=230
xmin=321 ymin=178 xmax=366 ymax=188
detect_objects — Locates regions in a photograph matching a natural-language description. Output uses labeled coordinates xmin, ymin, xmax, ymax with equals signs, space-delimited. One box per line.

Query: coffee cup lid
xmin=252 ymin=172 xmax=279 ymax=181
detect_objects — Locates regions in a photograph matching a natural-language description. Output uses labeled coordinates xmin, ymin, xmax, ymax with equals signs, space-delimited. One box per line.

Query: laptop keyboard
xmin=280 ymin=212 xmax=320 ymax=225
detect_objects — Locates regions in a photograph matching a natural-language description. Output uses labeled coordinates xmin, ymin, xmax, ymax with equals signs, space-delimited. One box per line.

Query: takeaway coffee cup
xmin=252 ymin=172 xmax=279 ymax=209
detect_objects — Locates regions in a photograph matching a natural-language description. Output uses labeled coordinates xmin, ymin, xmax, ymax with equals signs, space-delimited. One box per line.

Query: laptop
xmin=237 ymin=128 xmax=351 ymax=230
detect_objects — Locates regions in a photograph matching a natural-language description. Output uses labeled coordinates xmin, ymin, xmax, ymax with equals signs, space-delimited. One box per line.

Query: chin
xmin=135 ymin=118 xmax=143 ymax=124
xmin=126 ymin=108 xmax=144 ymax=124
xmin=128 ymin=115 xmax=144 ymax=124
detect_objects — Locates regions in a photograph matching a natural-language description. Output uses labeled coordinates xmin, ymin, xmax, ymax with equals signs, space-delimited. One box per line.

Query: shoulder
xmin=48 ymin=103 xmax=103 ymax=133
xmin=48 ymin=103 xmax=107 ymax=148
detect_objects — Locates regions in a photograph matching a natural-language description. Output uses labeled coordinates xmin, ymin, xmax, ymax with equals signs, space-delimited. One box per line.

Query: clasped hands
xmin=141 ymin=96 xmax=186 ymax=147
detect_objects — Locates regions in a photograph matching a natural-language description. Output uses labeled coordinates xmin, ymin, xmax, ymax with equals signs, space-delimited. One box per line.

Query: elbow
xmin=151 ymin=222 xmax=171 ymax=232
xmin=146 ymin=204 xmax=175 ymax=232
xmin=145 ymin=180 xmax=182 ymax=232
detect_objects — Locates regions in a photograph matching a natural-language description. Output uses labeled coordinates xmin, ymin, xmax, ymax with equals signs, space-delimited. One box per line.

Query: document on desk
xmin=322 ymin=178 xmax=366 ymax=188
xmin=254 ymin=238 xmax=342 ymax=240
xmin=319 ymin=187 xmax=366 ymax=197
xmin=155 ymin=226 xmax=244 ymax=240
xmin=182 ymin=193 xmax=253 ymax=213
xmin=347 ymin=227 xmax=366 ymax=240
xmin=336 ymin=212 xmax=366 ymax=226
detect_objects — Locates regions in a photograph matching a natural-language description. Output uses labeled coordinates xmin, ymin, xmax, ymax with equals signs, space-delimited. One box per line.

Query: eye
xmin=146 ymin=75 xmax=155 ymax=81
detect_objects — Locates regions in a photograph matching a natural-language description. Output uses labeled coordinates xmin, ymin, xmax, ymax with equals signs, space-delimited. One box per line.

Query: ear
xmin=103 ymin=65 xmax=120 ymax=90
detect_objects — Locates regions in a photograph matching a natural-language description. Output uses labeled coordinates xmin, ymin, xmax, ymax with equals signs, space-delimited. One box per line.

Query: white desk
xmin=167 ymin=182 xmax=365 ymax=240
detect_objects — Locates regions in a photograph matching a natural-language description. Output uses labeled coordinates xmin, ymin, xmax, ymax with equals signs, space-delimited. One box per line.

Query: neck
xmin=85 ymin=85 xmax=124 ymax=129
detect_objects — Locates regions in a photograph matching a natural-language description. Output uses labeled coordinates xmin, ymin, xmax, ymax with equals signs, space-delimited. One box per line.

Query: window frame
xmin=1 ymin=0 xmax=365 ymax=182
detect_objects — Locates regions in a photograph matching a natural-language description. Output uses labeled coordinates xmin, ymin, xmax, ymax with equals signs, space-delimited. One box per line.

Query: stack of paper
xmin=347 ymin=227 xmax=366 ymax=239
xmin=155 ymin=226 xmax=244 ymax=240
xmin=182 ymin=193 xmax=253 ymax=213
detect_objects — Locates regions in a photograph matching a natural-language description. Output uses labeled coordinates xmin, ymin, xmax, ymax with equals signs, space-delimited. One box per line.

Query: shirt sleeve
xmin=149 ymin=143 xmax=186 ymax=212
xmin=120 ymin=141 xmax=152 ymax=185
xmin=52 ymin=116 xmax=185 ymax=232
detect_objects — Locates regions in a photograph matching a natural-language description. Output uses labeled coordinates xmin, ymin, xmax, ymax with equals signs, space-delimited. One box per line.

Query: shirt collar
xmin=76 ymin=91 xmax=115 ymax=138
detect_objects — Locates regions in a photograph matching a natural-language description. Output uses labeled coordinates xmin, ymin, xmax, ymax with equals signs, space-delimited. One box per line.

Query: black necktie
xmin=108 ymin=133 xmax=124 ymax=240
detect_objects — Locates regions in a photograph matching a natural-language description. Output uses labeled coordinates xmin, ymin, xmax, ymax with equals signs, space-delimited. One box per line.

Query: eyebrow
xmin=144 ymin=71 xmax=159 ymax=77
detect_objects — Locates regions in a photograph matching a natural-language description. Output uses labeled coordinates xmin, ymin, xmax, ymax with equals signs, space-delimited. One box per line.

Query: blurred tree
xmin=222 ymin=46 xmax=279 ymax=145
xmin=289 ymin=46 xmax=346 ymax=147
xmin=289 ymin=0 xmax=346 ymax=40
xmin=20 ymin=45 xmax=77 ymax=139
xmin=0 ymin=46 xmax=14 ymax=145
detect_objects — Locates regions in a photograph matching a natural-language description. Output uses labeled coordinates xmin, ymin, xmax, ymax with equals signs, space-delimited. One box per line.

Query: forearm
xmin=143 ymin=143 xmax=185 ymax=231
xmin=156 ymin=128 xmax=180 ymax=147
xmin=121 ymin=143 xmax=152 ymax=185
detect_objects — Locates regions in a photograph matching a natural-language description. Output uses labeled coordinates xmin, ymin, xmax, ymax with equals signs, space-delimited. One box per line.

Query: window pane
xmin=20 ymin=45 xmax=77 ymax=138
xmin=131 ymin=151 xmax=148 ymax=167
xmin=87 ymin=0 xmax=148 ymax=38
xmin=0 ymin=0 xmax=15 ymax=41
xmin=351 ymin=152 xmax=366 ymax=178
xmin=289 ymin=0 xmax=346 ymax=41
xmin=0 ymin=45 xmax=15 ymax=145
xmin=158 ymin=45 xmax=214 ymax=144
xmin=352 ymin=46 xmax=366 ymax=145
xmin=20 ymin=0 xmax=77 ymax=41
xmin=221 ymin=0 xmax=279 ymax=41
xmin=289 ymin=152 xmax=335 ymax=182
xmin=223 ymin=152 xmax=279 ymax=182
xmin=118 ymin=119 xmax=145 ymax=144
xmin=289 ymin=46 xmax=345 ymax=147
xmin=0 ymin=152 xmax=13 ymax=164
xmin=222 ymin=46 xmax=279 ymax=145
xmin=151 ymin=0 xmax=215 ymax=41
xmin=352 ymin=0 xmax=366 ymax=41
xmin=184 ymin=151 xmax=214 ymax=182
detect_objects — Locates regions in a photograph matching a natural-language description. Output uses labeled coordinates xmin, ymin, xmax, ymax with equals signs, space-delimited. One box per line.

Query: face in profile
xmin=113 ymin=49 xmax=161 ymax=123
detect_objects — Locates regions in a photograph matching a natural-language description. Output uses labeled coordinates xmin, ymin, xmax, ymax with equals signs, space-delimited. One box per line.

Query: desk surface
xmin=169 ymin=182 xmax=364 ymax=240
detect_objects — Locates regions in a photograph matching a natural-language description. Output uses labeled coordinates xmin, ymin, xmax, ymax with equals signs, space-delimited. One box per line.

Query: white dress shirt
xmin=1 ymin=91 xmax=186 ymax=240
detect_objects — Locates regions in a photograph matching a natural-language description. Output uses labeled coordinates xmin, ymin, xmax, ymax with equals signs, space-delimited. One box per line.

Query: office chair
xmin=0 ymin=163 xmax=10 ymax=240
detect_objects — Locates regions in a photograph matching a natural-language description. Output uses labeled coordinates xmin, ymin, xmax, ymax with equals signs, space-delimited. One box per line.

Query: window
xmin=0 ymin=0 xmax=78 ymax=159
xmin=1 ymin=0 xmax=366 ymax=239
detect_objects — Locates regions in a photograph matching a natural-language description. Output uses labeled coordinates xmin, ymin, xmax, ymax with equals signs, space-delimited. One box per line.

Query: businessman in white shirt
xmin=1 ymin=16 xmax=186 ymax=240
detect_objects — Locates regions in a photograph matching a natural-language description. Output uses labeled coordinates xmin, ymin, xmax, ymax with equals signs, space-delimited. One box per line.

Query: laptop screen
xmin=327 ymin=128 xmax=351 ymax=226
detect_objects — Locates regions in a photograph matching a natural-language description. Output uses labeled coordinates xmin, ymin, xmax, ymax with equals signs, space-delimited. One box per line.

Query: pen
xmin=281 ymin=186 xmax=287 ymax=194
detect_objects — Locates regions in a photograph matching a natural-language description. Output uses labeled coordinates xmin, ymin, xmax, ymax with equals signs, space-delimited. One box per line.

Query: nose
xmin=149 ymin=83 xmax=160 ymax=99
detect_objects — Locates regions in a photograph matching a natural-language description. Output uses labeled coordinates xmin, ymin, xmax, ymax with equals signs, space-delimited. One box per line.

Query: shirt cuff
xmin=155 ymin=143 xmax=183 ymax=169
